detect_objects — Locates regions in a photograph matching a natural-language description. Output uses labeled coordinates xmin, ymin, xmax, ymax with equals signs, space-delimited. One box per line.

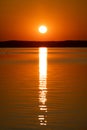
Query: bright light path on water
xmin=38 ymin=48 xmax=47 ymax=126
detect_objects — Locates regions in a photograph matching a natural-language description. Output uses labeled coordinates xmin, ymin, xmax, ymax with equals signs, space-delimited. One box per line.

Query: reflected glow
xmin=38 ymin=48 xmax=47 ymax=126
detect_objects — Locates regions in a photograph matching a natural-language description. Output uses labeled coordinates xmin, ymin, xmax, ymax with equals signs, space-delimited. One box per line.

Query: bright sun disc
xmin=39 ymin=25 xmax=47 ymax=34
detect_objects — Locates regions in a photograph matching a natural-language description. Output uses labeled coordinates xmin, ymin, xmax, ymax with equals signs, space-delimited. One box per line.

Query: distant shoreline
xmin=0 ymin=40 xmax=87 ymax=48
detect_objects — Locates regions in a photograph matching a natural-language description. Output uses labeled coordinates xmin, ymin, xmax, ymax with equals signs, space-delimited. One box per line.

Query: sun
xmin=38 ymin=25 xmax=47 ymax=34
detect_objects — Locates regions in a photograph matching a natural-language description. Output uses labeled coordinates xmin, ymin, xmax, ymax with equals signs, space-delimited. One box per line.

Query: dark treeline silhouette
xmin=0 ymin=40 xmax=87 ymax=48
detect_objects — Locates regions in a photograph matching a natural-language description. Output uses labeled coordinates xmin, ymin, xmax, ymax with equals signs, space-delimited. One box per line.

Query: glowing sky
xmin=0 ymin=0 xmax=87 ymax=41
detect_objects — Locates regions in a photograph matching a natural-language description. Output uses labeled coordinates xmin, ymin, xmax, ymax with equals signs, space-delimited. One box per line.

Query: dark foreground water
xmin=0 ymin=48 xmax=87 ymax=130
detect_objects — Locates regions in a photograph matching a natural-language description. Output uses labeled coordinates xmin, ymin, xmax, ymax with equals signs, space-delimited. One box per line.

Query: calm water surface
xmin=0 ymin=48 xmax=87 ymax=130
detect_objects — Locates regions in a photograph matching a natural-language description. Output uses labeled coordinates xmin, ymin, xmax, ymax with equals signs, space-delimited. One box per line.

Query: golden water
xmin=0 ymin=48 xmax=87 ymax=130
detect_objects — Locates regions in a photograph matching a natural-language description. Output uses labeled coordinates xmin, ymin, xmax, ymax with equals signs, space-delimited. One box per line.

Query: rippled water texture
xmin=0 ymin=48 xmax=87 ymax=130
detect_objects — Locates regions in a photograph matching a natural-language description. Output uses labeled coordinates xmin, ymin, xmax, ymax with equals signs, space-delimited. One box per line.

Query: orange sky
xmin=0 ymin=0 xmax=87 ymax=41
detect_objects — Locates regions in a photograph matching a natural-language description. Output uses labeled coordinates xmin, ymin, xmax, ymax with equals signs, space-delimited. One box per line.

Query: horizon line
xmin=0 ymin=40 xmax=87 ymax=42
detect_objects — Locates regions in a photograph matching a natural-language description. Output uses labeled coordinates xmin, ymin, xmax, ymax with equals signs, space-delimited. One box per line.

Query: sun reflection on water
xmin=38 ymin=48 xmax=47 ymax=126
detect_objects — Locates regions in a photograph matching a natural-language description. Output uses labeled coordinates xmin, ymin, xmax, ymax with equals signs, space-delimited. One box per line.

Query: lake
xmin=0 ymin=48 xmax=87 ymax=130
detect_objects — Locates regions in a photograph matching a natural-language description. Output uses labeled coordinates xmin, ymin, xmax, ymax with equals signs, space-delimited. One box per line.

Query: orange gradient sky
xmin=0 ymin=0 xmax=87 ymax=41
